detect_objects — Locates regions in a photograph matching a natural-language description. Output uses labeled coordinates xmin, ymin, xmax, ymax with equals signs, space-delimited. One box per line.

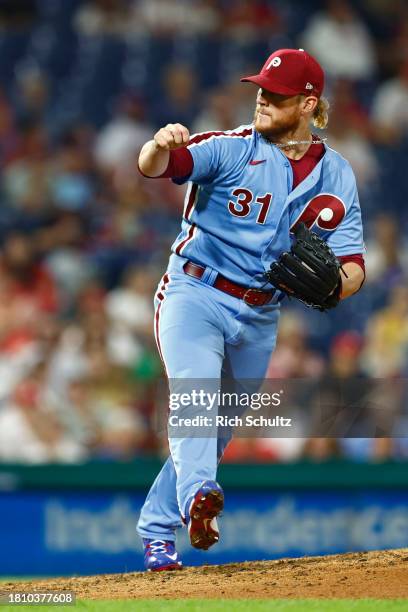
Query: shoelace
xmin=147 ymin=540 xmax=171 ymax=555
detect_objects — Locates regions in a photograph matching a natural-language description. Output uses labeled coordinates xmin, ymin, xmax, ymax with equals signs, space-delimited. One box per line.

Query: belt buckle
xmin=243 ymin=288 xmax=267 ymax=306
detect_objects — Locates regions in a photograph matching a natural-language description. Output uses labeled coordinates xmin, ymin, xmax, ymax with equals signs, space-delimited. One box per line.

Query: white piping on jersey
xmin=175 ymin=223 xmax=198 ymax=255
xmin=187 ymin=128 xmax=253 ymax=149
xmin=189 ymin=126 xmax=253 ymax=138
xmin=183 ymin=182 xmax=199 ymax=221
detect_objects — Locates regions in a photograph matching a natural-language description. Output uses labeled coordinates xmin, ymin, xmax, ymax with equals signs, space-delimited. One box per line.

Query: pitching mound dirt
xmin=3 ymin=549 xmax=408 ymax=600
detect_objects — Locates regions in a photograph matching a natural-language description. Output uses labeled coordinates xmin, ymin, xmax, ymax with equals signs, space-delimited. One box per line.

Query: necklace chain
xmin=273 ymin=137 xmax=328 ymax=148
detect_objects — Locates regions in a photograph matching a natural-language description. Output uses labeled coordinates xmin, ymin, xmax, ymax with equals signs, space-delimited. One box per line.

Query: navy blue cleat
xmin=143 ymin=539 xmax=183 ymax=571
xmin=185 ymin=480 xmax=224 ymax=550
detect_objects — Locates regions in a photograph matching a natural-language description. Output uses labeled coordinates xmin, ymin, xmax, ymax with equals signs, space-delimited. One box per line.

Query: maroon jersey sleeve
xmin=338 ymin=253 xmax=365 ymax=290
xmin=159 ymin=148 xmax=194 ymax=178
xmin=138 ymin=148 xmax=194 ymax=179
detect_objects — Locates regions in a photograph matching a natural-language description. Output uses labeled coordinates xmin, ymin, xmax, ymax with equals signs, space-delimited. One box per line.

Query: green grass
xmin=0 ymin=600 xmax=406 ymax=611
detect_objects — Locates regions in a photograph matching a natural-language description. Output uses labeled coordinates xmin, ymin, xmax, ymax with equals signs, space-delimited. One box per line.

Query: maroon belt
xmin=183 ymin=261 xmax=276 ymax=306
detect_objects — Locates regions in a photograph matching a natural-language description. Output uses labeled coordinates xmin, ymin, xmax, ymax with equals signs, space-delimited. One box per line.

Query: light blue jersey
xmin=172 ymin=125 xmax=364 ymax=288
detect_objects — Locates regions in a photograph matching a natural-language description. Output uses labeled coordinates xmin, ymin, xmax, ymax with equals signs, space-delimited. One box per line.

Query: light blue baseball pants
xmin=137 ymin=254 xmax=280 ymax=541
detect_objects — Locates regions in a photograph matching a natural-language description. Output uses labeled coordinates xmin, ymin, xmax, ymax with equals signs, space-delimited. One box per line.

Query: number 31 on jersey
xmin=228 ymin=188 xmax=272 ymax=225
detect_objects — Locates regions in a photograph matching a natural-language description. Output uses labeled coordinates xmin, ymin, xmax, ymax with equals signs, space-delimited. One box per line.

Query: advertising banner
xmin=1 ymin=489 xmax=408 ymax=575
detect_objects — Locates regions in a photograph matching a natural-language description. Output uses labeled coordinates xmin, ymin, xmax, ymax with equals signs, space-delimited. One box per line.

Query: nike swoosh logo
xmin=166 ymin=553 xmax=178 ymax=561
xmin=249 ymin=159 xmax=266 ymax=165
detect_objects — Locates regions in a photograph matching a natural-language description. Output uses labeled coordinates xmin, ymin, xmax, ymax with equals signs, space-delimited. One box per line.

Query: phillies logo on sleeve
xmin=290 ymin=193 xmax=346 ymax=232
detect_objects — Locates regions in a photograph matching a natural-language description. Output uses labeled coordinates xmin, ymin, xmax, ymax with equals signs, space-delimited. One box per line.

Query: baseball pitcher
xmin=137 ymin=49 xmax=365 ymax=570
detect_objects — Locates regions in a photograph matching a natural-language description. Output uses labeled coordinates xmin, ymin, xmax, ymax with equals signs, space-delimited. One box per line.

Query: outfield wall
xmin=1 ymin=461 xmax=407 ymax=575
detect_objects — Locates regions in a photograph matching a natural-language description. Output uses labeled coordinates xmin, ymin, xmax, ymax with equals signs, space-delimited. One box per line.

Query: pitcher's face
xmin=253 ymin=89 xmax=305 ymax=140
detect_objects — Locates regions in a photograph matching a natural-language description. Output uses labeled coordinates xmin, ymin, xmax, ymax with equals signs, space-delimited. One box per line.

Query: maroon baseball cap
xmin=241 ymin=48 xmax=324 ymax=97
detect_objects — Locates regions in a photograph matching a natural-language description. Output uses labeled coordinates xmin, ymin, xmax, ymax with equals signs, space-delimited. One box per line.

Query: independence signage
xmin=1 ymin=490 xmax=408 ymax=575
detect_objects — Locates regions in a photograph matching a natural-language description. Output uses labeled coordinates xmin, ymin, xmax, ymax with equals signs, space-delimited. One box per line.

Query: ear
xmin=301 ymin=95 xmax=318 ymax=115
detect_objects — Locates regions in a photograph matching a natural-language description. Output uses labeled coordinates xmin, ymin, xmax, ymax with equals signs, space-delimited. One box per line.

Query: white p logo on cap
xmin=266 ymin=56 xmax=281 ymax=69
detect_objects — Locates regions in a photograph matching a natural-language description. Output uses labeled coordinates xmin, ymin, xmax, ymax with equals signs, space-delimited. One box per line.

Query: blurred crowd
xmin=0 ymin=0 xmax=407 ymax=464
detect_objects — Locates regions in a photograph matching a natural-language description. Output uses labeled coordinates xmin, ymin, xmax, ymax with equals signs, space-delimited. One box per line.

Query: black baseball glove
xmin=265 ymin=223 xmax=343 ymax=311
